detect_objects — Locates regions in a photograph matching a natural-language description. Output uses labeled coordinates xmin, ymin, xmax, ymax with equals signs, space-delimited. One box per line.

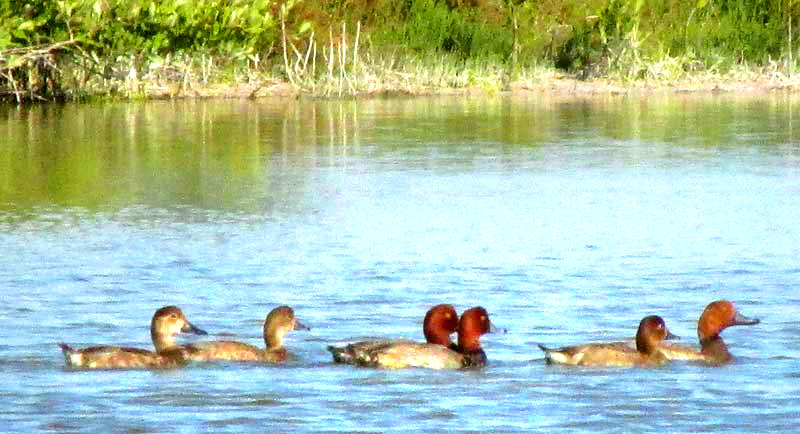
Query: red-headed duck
xmin=657 ymin=300 xmax=760 ymax=364
xmin=182 ymin=306 xmax=309 ymax=363
xmin=328 ymin=304 xmax=459 ymax=365
xmin=58 ymin=306 xmax=207 ymax=370
xmin=331 ymin=306 xmax=495 ymax=370
xmin=538 ymin=315 xmax=675 ymax=367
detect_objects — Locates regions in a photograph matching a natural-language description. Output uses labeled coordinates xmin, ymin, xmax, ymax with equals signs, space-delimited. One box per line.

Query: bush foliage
xmin=1 ymin=0 xmax=798 ymax=101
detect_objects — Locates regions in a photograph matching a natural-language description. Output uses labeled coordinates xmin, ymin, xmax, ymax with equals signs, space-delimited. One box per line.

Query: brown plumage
xmin=58 ymin=306 xmax=207 ymax=370
xmin=539 ymin=315 xmax=675 ymax=368
xmin=656 ymin=300 xmax=759 ymax=364
xmin=328 ymin=304 xmax=459 ymax=366
xmin=182 ymin=306 xmax=308 ymax=363
xmin=330 ymin=306 xmax=495 ymax=370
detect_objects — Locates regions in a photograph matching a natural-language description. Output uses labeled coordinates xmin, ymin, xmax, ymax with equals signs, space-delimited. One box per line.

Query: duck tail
xmin=58 ymin=343 xmax=79 ymax=367
xmin=327 ymin=345 xmax=354 ymax=364
xmin=537 ymin=344 xmax=559 ymax=364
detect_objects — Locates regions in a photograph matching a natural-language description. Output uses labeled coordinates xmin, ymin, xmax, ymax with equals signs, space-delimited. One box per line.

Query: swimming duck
xmin=330 ymin=306 xmax=495 ymax=370
xmin=656 ymin=300 xmax=760 ymax=364
xmin=58 ymin=306 xmax=207 ymax=370
xmin=328 ymin=304 xmax=459 ymax=365
xmin=181 ymin=306 xmax=309 ymax=363
xmin=538 ymin=315 xmax=675 ymax=367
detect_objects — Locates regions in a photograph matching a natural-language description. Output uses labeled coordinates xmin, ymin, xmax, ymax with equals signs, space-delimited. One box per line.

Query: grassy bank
xmin=1 ymin=0 xmax=798 ymax=103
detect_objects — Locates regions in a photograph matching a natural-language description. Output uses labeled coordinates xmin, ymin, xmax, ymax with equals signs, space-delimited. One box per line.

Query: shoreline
xmin=3 ymin=1 xmax=797 ymax=104
xmin=139 ymin=79 xmax=800 ymax=101
xmin=4 ymin=62 xmax=800 ymax=104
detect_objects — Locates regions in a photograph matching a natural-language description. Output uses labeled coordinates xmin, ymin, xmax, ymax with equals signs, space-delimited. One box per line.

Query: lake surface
xmin=1 ymin=95 xmax=799 ymax=433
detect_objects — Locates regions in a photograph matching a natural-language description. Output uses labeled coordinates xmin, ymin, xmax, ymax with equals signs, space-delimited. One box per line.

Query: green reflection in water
xmin=0 ymin=100 xmax=327 ymax=214
xmin=1 ymin=95 xmax=799 ymax=217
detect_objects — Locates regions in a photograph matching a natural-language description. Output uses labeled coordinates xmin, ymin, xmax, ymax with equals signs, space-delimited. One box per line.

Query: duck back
xmin=328 ymin=339 xmax=415 ymax=365
xmin=58 ymin=343 xmax=186 ymax=370
xmin=182 ymin=341 xmax=264 ymax=362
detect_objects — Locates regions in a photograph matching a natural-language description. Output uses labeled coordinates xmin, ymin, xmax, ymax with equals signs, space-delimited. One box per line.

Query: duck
xmin=330 ymin=306 xmax=495 ymax=370
xmin=58 ymin=306 xmax=207 ymax=370
xmin=328 ymin=303 xmax=459 ymax=365
xmin=538 ymin=315 xmax=675 ymax=367
xmin=655 ymin=300 xmax=760 ymax=364
xmin=181 ymin=306 xmax=309 ymax=363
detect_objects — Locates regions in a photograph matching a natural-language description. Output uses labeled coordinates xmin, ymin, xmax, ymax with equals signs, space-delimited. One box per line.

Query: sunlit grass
xmin=6 ymin=40 xmax=797 ymax=103
xmin=15 ymin=33 xmax=800 ymax=102
xmin=2 ymin=0 xmax=799 ymax=102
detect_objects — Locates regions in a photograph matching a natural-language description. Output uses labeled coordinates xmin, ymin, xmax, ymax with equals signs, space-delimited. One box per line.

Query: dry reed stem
xmin=281 ymin=11 xmax=294 ymax=85
xmin=312 ymin=39 xmax=317 ymax=80
xmin=339 ymin=22 xmax=346 ymax=96
xmin=303 ymin=32 xmax=314 ymax=73
xmin=354 ymin=21 xmax=360 ymax=90
xmin=329 ymin=27 xmax=334 ymax=94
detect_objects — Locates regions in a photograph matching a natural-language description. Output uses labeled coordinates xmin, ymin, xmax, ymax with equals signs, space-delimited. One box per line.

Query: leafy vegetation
xmin=1 ymin=0 xmax=798 ymax=102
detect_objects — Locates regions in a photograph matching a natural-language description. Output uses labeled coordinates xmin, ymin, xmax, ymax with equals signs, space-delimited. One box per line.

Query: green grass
xmin=1 ymin=0 xmax=798 ymax=102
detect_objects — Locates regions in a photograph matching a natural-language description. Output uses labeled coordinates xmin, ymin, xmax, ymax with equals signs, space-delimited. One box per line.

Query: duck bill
xmin=665 ymin=328 xmax=680 ymax=341
xmin=733 ymin=311 xmax=760 ymax=326
xmin=488 ymin=321 xmax=507 ymax=334
xmin=294 ymin=320 xmax=311 ymax=331
xmin=182 ymin=321 xmax=208 ymax=336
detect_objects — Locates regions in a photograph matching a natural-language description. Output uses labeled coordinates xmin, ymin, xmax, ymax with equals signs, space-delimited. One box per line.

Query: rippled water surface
xmin=1 ymin=96 xmax=799 ymax=433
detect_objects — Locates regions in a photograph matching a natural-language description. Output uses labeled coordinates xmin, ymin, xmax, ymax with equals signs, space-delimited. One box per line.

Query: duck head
xmin=697 ymin=300 xmax=759 ymax=342
xmin=151 ymin=306 xmax=207 ymax=352
xmin=423 ymin=304 xmax=459 ymax=346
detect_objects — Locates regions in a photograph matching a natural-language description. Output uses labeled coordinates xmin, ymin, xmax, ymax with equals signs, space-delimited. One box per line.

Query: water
xmin=1 ymin=96 xmax=799 ymax=433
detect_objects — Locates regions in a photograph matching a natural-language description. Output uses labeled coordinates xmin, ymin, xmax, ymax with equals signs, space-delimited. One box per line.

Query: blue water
xmin=1 ymin=96 xmax=799 ymax=432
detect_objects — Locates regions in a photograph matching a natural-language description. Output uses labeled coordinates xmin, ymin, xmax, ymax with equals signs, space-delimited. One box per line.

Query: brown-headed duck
xmin=328 ymin=304 xmax=459 ymax=365
xmin=331 ymin=306 xmax=495 ymax=370
xmin=657 ymin=300 xmax=759 ymax=364
xmin=58 ymin=306 xmax=207 ymax=370
xmin=182 ymin=306 xmax=309 ymax=363
xmin=538 ymin=315 xmax=675 ymax=368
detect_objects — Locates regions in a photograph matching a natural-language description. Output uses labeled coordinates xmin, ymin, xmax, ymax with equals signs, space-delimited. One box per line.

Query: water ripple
xmin=2 ymin=97 xmax=800 ymax=433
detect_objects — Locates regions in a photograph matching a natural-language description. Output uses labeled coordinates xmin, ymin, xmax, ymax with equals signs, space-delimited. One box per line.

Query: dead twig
xmin=0 ymin=38 xmax=79 ymax=103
